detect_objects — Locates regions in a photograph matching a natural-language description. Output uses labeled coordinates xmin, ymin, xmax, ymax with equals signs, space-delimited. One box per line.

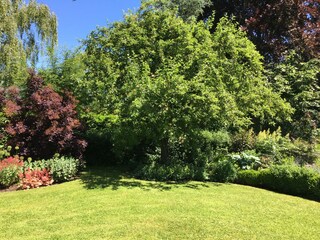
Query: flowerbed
xmin=0 ymin=155 xmax=80 ymax=191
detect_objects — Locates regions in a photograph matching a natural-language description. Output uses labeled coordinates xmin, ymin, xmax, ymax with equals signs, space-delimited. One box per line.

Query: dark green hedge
xmin=236 ymin=165 xmax=320 ymax=201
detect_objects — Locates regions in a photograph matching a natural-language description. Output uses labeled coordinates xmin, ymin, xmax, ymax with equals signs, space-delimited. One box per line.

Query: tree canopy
xmin=268 ymin=52 xmax=320 ymax=141
xmin=82 ymin=1 xmax=292 ymax=163
xmin=200 ymin=0 xmax=320 ymax=62
xmin=163 ymin=0 xmax=212 ymax=20
xmin=0 ymin=0 xmax=57 ymax=86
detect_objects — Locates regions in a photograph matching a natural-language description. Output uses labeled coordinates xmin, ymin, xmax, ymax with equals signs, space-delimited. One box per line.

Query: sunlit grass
xmin=0 ymin=167 xmax=319 ymax=240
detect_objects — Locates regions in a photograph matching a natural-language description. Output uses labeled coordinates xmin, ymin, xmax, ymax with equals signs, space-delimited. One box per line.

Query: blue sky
xmin=37 ymin=0 xmax=141 ymax=49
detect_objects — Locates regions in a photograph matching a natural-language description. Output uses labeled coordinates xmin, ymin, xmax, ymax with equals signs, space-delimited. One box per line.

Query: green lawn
xmin=0 ymin=168 xmax=320 ymax=240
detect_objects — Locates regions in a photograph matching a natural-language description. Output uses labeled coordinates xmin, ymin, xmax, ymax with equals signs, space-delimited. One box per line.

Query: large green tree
xmin=0 ymin=0 xmax=57 ymax=86
xmin=82 ymin=0 xmax=292 ymax=163
xmin=193 ymin=0 xmax=320 ymax=141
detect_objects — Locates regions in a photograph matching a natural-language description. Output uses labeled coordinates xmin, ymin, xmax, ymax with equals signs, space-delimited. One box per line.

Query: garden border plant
xmin=236 ymin=165 xmax=320 ymax=201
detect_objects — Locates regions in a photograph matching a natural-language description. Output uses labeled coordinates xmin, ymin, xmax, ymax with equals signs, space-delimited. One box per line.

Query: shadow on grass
xmin=80 ymin=167 xmax=219 ymax=191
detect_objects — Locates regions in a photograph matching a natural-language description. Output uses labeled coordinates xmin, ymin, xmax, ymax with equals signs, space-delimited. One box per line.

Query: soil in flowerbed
xmin=0 ymin=184 xmax=20 ymax=193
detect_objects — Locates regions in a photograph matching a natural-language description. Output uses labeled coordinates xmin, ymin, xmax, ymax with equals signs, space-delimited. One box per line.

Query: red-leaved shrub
xmin=19 ymin=168 xmax=53 ymax=189
xmin=0 ymin=70 xmax=87 ymax=159
xmin=0 ymin=156 xmax=23 ymax=171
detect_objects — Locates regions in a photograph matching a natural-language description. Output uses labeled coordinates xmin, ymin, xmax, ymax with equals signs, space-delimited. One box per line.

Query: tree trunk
xmin=160 ymin=137 xmax=170 ymax=164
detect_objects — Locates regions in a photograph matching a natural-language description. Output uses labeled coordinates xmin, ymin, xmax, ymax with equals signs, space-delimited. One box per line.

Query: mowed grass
xmin=1 ymin=168 xmax=320 ymax=240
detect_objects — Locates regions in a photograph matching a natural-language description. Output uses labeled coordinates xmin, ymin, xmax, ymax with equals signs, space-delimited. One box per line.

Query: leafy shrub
xmin=135 ymin=162 xmax=201 ymax=181
xmin=290 ymin=138 xmax=319 ymax=165
xmin=0 ymin=71 xmax=87 ymax=160
xmin=207 ymin=159 xmax=237 ymax=183
xmin=255 ymin=128 xmax=293 ymax=163
xmin=236 ymin=170 xmax=261 ymax=186
xmin=231 ymin=128 xmax=256 ymax=152
xmin=231 ymin=128 xmax=320 ymax=166
xmin=23 ymin=159 xmax=47 ymax=171
xmin=230 ymin=152 xmax=261 ymax=170
xmin=19 ymin=168 xmax=53 ymax=189
xmin=201 ymin=130 xmax=231 ymax=152
xmin=46 ymin=156 xmax=80 ymax=183
xmin=22 ymin=156 xmax=80 ymax=183
xmin=0 ymin=156 xmax=23 ymax=187
xmin=236 ymin=165 xmax=320 ymax=201
xmin=260 ymin=165 xmax=320 ymax=199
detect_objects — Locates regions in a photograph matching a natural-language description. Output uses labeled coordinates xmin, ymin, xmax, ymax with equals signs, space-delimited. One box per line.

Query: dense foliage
xmin=24 ymin=156 xmax=80 ymax=183
xmin=19 ymin=168 xmax=53 ymax=189
xmin=200 ymin=0 xmax=320 ymax=62
xmin=0 ymin=71 xmax=87 ymax=160
xmin=153 ymin=0 xmax=212 ymax=20
xmin=0 ymin=152 xmax=81 ymax=189
xmin=39 ymin=49 xmax=87 ymax=105
xmin=268 ymin=53 xmax=320 ymax=141
xmin=207 ymin=159 xmax=238 ymax=182
xmin=82 ymin=2 xmax=291 ymax=166
xmin=46 ymin=156 xmax=80 ymax=182
xmin=237 ymin=166 xmax=320 ymax=201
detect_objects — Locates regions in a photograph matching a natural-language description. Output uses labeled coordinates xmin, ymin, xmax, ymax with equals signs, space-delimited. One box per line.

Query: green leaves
xmin=268 ymin=52 xmax=320 ymax=140
xmin=82 ymin=0 xmax=291 ymax=163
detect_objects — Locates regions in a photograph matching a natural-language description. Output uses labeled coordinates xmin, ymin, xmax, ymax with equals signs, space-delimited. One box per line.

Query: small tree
xmin=0 ymin=71 xmax=87 ymax=160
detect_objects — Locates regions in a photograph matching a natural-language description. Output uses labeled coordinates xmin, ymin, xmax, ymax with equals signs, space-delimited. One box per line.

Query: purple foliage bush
xmin=0 ymin=70 xmax=87 ymax=160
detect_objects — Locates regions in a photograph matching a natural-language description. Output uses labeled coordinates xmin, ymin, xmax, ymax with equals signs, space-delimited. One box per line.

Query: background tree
xmin=162 ymin=0 xmax=212 ymax=20
xmin=0 ymin=0 xmax=57 ymax=86
xmin=82 ymin=1 xmax=292 ymax=164
xmin=200 ymin=0 xmax=320 ymax=62
xmin=268 ymin=52 xmax=320 ymax=142
xmin=39 ymin=48 xmax=87 ymax=108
